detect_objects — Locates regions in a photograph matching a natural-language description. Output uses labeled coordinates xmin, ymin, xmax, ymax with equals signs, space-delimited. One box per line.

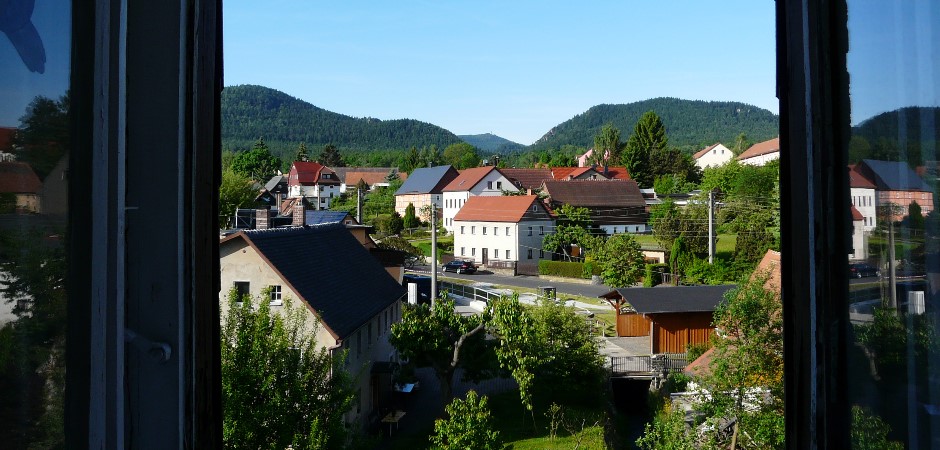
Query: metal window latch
xmin=124 ymin=328 xmax=172 ymax=363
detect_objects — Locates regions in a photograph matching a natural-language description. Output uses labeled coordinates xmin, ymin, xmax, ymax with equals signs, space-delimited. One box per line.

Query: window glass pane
xmin=0 ymin=0 xmax=71 ymax=446
xmin=846 ymin=2 xmax=939 ymax=447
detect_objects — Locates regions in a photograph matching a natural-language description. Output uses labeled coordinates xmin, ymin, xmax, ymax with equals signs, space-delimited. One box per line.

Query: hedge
xmin=539 ymin=260 xmax=588 ymax=279
xmin=643 ymin=263 xmax=669 ymax=287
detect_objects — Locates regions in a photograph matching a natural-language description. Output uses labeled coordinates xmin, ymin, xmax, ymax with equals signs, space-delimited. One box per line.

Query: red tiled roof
xmin=752 ymin=249 xmax=781 ymax=296
xmin=848 ymin=164 xmax=876 ymax=189
xmin=541 ymin=179 xmax=645 ymax=208
xmin=599 ymin=166 xmax=631 ymax=180
xmin=850 ymin=205 xmax=864 ymax=221
xmin=500 ymin=168 xmax=554 ymax=190
xmin=442 ymin=166 xmax=496 ymax=192
xmin=693 ymin=143 xmax=721 ymax=160
xmin=289 ymin=161 xmax=339 ymax=185
xmin=684 ymin=346 xmax=715 ymax=377
xmin=453 ymin=195 xmax=543 ymax=223
xmin=0 ymin=127 xmax=16 ymax=150
xmin=346 ymin=171 xmax=393 ymax=187
xmin=0 ymin=161 xmax=42 ymax=194
xmin=737 ymin=137 xmax=780 ymax=161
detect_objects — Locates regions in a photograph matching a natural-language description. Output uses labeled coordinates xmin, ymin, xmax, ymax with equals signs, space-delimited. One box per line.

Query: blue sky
xmin=223 ymin=1 xmax=779 ymax=145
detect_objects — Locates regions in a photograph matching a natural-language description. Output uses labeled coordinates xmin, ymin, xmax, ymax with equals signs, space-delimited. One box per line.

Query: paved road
xmin=409 ymin=264 xmax=615 ymax=300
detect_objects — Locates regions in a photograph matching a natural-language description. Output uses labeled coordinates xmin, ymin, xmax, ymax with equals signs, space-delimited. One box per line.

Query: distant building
xmin=393 ymin=165 xmax=459 ymax=217
xmin=286 ymin=161 xmax=341 ymax=209
xmin=441 ymin=166 xmax=518 ymax=232
xmin=693 ymin=143 xmax=733 ymax=169
xmin=452 ymin=195 xmax=554 ymax=269
xmin=848 ymin=164 xmax=877 ymax=231
xmin=855 ymin=159 xmax=933 ymax=222
xmin=0 ymin=161 xmax=42 ymax=213
xmin=332 ymin=167 xmax=405 ymax=193
xmin=540 ymin=179 xmax=649 ymax=234
xmin=849 ymin=205 xmax=868 ymax=260
xmin=736 ymin=137 xmax=780 ymax=166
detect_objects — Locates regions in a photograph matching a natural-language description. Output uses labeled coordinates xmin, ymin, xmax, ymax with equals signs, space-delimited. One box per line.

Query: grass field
xmin=634 ymin=233 xmax=738 ymax=259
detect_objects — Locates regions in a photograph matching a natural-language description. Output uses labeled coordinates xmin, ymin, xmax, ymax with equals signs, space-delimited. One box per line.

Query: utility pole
xmin=430 ymin=205 xmax=438 ymax=308
xmin=356 ymin=188 xmax=363 ymax=224
xmin=708 ymin=190 xmax=716 ymax=264
xmin=888 ymin=209 xmax=897 ymax=310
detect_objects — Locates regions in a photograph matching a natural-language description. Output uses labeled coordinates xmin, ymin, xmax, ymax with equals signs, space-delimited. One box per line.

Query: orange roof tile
xmin=442 ymin=166 xmax=497 ymax=192
xmin=850 ymin=205 xmax=864 ymax=221
xmin=500 ymin=168 xmax=554 ymax=189
xmin=453 ymin=195 xmax=544 ymax=223
xmin=848 ymin=164 xmax=876 ymax=189
xmin=737 ymin=137 xmax=780 ymax=161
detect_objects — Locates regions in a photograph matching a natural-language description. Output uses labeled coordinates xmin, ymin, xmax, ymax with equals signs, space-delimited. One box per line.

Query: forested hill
xmin=849 ymin=106 xmax=940 ymax=165
xmin=530 ymin=98 xmax=779 ymax=152
xmin=458 ymin=133 xmax=525 ymax=153
xmin=221 ymin=85 xmax=463 ymax=153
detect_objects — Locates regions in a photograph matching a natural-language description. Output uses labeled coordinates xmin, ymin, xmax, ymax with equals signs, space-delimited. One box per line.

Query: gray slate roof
xmin=603 ymin=285 xmax=735 ymax=314
xmin=861 ymin=159 xmax=931 ymax=191
xmin=233 ymin=224 xmax=405 ymax=340
xmin=395 ymin=165 xmax=459 ymax=195
xmin=264 ymin=176 xmax=288 ymax=193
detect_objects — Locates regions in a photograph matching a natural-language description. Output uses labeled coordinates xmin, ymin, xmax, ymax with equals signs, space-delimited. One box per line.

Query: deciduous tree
xmin=592 ymin=123 xmax=622 ymax=166
xmin=218 ymin=168 xmax=258 ymax=228
xmin=230 ymin=138 xmax=282 ymax=181
xmin=221 ymin=290 xmax=356 ymax=450
xmin=431 ymin=390 xmax=501 ymax=450
xmin=595 ymin=233 xmax=646 ymax=287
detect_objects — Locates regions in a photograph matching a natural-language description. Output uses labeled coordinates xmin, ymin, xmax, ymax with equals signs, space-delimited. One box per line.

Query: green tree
xmin=12 ymin=93 xmax=70 ymax=179
xmin=374 ymin=211 xmax=404 ymax=236
xmin=295 ymin=141 xmax=309 ymax=162
xmin=377 ymin=236 xmax=425 ymax=268
xmin=624 ymin=111 xmax=669 ymax=187
xmin=649 ymin=197 xmax=709 ymax=258
xmin=218 ymin=168 xmax=257 ymax=228
xmin=318 ymin=143 xmax=344 ymax=167
xmin=592 ymin=123 xmax=622 ymax=166
xmin=542 ymin=204 xmax=604 ymax=261
xmin=732 ymin=132 xmax=751 ymax=156
xmin=431 ymin=390 xmax=501 ymax=450
xmin=906 ymin=201 xmax=924 ymax=229
xmin=230 ymin=138 xmax=282 ymax=181
xmin=636 ymin=402 xmax=698 ymax=450
xmin=850 ymin=406 xmax=903 ymax=450
xmin=401 ymin=146 xmax=421 ymax=173
xmin=389 ymin=297 xmax=492 ymax=406
xmin=221 ymin=290 xmax=355 ymax=450
xmin=403 ymin=203 xmax=420 ymax=229
xmin=442 ymin=142 xmax=480 ymax=169
xmin=595 ymin=234 xmax=646 ymax=287
xmin=649 ymin=146 xmax=701 ymax=185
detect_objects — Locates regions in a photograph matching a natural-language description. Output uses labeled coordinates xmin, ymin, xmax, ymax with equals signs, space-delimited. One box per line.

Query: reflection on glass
xmin=846 ymin=1 xmax=940 ymax=448
xmin=0 ymin=0 xmax=70 ymax=447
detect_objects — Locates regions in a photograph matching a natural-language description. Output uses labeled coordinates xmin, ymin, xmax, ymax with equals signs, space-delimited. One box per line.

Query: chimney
xmin=255 ymin=207 xmax=272 ymax=230
xmin=527 ymin=188 xmax=533 ymax=196
xmin=292 ymin=199 xmax=305 ymax=226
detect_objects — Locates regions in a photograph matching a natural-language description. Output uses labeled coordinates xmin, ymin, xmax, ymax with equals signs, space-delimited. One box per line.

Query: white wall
xmin=850 ymin=187 xmax=877 ymax=231
xmin=442 ymin=172 xmax=518 ymax=232
xmin=739 ymin=151 xmax=780 ymax=166
xmin=600 ymin=224 xmax=649 ymax=234
xmin=849 ymin=219 xmax=868 ymax=260
xmin=695 ymin=143 xmax=733 ymax=169
xmin=288 ymin=184 xmax=340 ymax=209
xmin=453 ymin=219 xmax=553 ymax=264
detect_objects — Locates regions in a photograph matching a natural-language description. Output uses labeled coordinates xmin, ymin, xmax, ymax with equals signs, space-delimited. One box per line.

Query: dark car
xmin=848 ymin=263 xmax=880 ymax=278
xmin=443 ymin=260 xmax=477 ymax=274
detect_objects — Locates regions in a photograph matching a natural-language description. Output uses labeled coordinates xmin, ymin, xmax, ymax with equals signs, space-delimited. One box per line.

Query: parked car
xmin=848 ymin=262 xmax=880 ymax=278
xmin=443 ymin=260 xmax=477 ymax=274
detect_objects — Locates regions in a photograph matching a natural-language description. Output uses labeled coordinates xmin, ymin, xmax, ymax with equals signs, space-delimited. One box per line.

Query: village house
xmin=540 ymin=179 xmax=649 ymax=234
xmin=286 ymin=161 xmax=341 ymax=209
xmin=849 ymin=205 xmax=868 ymax=260
xmin=393 ymin=165 xmax=459 ymax=217
xmin=500 ymin=168 xmax=554 ymax=191
xmin=693 ymin=143 xmax=733 ymax=169
xmin=332 ymin=167 xmax=405 ymax=193
xmin=0 ymin=161 xmax=42 ymax=213
xmin=854 ymin=159 xmax=933 ymax=222
xmin=736 ymin=137 xmax=780 ymax=166
xmin=848 ymin=164 xmax=877 ymax=231
xmin=452 ymin=195 xmax=554 ymax=272
xmin=219 ymin=224 xmax=406 ymax=426
xmin=441 ymin=166 xmax=518 ymax=232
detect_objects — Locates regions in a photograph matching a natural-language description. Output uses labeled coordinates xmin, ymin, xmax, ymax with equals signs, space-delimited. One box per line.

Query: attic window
xmin=496 ymin=181 xmax=502 ymax=189
xmin=322 ymin=173 xmax=331 ymax=179
xmin=531 ymin=205 xmax=537 ymax=212
xmin=487 ymin=181 xmax=492 ymax=189
xmin=268 ymin=285 xmax=282 ymax=306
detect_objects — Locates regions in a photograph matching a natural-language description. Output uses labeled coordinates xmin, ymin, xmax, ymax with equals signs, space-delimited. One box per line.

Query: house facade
xmin=848 ymin=164 xmax=877 ymax=231
xmin=286 ymin=161 xmax=341 ymax=209
xmin=219 ymin=225 xmax=406 ymax=426
xmin=540 ymin=179 xmax=649 ymax=234
xmin=393 ymin=165 xmax=459 ymax=217
xmin=856 ymin=159 xmax=934 ymax=222
xmin=441 ymin=166 xmax=518 ymax=232
xmin=693 ymin=143 xmax=733 ymax=169
xmin=849 ymin=205 xmax=868 ymax=260
xmin=0 ymin=161 xmax=42 ymax=213
xmin=736 ymin=137 xmax=780 ymax=166
xmin=333 ymin=167 xmax=404 ymax=193
xmin=452 ymin=195 xmax=554 ymax=267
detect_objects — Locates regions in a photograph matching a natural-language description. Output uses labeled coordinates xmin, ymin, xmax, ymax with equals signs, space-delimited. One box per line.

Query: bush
xmin=538 ymin=260 xmax=585 ymax=278
xmin=581 ymin=260 xmax=602 ymax=278
xmin=643 ymin=263 xmax=669 ymax=287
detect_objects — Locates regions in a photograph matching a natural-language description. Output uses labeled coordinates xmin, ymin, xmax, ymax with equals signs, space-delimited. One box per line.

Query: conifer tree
xmin=624 ymin=111 xmax=669 ymax=187
xmin=295 ymin=142 xmax=309 ymax=162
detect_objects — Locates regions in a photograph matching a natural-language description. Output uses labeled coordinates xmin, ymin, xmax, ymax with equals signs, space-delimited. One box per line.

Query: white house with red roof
xmin=736 ymin=137 xmax=780 ymax=166
xmin=286 ymin=161 xmax=341 ymax=209
xmin=693 ymin=143 xmax=733 ymax=169
xmin=441 ymin=166 xmax=518 ymax=232
xmin=849 ymin=205 xmax=868 ymax=260
xmin=452 ymin=195 xmax=554 ymax=267
xmin=848 ymin=164 xmax=877 ymax=231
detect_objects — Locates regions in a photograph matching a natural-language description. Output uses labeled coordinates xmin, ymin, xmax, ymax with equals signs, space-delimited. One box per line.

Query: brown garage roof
xmin=501 ymin=168 xmax=554 ymax=190
xmin=737 ymin=137 xmax=780 ymax=161
xmin=541 ymin=179 xmax=645 ymax=207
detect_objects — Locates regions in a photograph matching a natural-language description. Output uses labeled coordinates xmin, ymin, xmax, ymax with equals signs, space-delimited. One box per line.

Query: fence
xmin=439 ymin=280 xmax=505 ymax=304
xmin=609 ymin=353 xmax=688 ymax=376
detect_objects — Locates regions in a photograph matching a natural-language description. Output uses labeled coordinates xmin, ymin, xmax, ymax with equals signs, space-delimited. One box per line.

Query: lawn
xmin=387 ymin=389 xmax=611 ymax=450
xmin=411 ymin=235 xmax=454 ymax=259
xmin=632 ymin=233 xmax=737 ymax=257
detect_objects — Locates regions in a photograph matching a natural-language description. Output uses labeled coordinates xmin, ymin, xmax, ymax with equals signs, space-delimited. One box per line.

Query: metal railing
xmin=609 ymin=353 xmax=688 ymax=375
xmin=439 ymin=281 xmax=504 ymax=304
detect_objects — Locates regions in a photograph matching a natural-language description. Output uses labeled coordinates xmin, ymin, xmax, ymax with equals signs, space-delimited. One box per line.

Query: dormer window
xmin=322 ymin=173 xmax=331 ymax=179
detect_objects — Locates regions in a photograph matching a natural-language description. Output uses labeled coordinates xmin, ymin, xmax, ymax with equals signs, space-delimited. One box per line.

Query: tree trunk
xmin=437 ymin=369 xmax=455 ymax=411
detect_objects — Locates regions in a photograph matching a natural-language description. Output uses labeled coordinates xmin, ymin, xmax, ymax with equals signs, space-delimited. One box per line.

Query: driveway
xmin=409 ymin=264 xmax=614 ymax=300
